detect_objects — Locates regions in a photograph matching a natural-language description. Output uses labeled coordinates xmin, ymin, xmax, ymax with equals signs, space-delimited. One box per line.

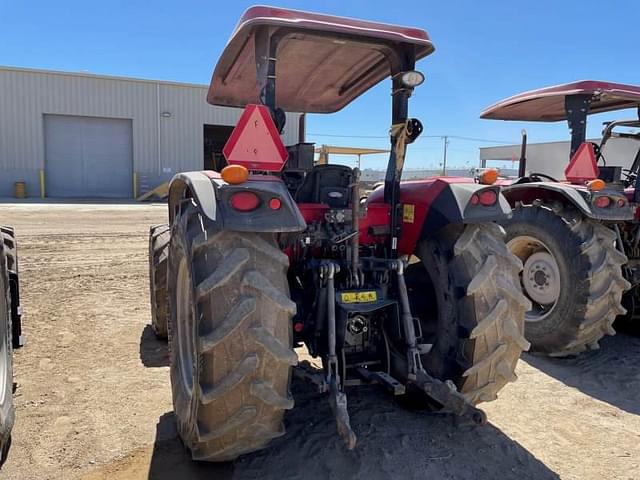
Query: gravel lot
xmin=0 ymin=202 xmax=638 ymax=480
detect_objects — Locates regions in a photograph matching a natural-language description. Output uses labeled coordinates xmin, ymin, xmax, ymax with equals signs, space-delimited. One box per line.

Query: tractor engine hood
xmin=207 ymin=6 xmax=434 ymax=113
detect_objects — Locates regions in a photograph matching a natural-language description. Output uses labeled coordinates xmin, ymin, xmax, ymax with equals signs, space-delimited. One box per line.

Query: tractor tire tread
xmin=453 ymin=224 xmax=530 ymax=404
xmin=168 ymin=208 xmax=295 ymax=462
xmin=149 ymin=224 xmax=170 ymax=339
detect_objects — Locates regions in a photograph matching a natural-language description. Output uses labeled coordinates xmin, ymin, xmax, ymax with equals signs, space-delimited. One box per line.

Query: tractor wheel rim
xmin=176 ymin=258 xmax=194 ymax=395
xmin=507 ymin=235 xmax=561 ymax=323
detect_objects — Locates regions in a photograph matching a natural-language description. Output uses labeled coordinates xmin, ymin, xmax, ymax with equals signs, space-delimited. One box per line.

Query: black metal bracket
xmin=565 ymin=94 xmax=592 ymax=159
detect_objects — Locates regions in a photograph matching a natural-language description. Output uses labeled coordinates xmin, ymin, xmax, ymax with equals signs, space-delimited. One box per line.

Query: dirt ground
xmin=0 ymin=202 xmax=638 ymax=480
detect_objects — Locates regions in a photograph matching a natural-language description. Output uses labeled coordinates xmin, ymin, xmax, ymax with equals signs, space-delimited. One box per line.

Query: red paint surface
xmin=222 ymin=104 xmax=288 ymax=172
xmin=297 ymin=203 xmax=329 ymax=223
xmin=236 ymin=6 xmax=432 ymax=43
xmin=366 ymin=177 xmax=461 ymax=255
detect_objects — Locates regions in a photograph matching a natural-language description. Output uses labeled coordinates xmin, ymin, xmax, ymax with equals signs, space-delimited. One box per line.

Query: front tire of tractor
xmin=149 ymin=224 xmax=170 ymax=339
xmin=405 ymin=223 xmax=530 ymax=405
xmin=0 ymin=231 xmax=15 ymax=467
xmin=168 ymin=201 xmax=297 ymax=462
xmin=503 ymin=203 xmax=630 ymax=356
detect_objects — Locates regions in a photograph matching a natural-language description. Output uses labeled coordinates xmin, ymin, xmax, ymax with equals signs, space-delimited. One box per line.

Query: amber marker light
xmin=587 ymin=179 xmax=605 ymax=191
xmin=221 ymin=164 xmax=249 ymax=184
xmin=479 ymin=169 xmax=498 ymax=185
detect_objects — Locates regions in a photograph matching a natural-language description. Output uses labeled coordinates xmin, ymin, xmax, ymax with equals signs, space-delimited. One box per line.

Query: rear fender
xmin=395 ymin=180 xmax=511 ymax=255
xmin=501 ymin=183 xmax=633 ymax=221
xmin=168 ymin=172 xmax=218 ymax=224
xmin=168 ymin=171 xmax=306 ymax=232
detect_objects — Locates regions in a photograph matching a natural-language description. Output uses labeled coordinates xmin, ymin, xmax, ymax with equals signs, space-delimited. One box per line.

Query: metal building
xmin=0 ymin=66 xmax=302 ymax=198
xmin=479 ymin=137 xmax=639 ymax=179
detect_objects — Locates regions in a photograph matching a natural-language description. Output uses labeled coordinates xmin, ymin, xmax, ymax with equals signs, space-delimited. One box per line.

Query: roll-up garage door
xmin=44 ymin=114 xmax=133 ymax=198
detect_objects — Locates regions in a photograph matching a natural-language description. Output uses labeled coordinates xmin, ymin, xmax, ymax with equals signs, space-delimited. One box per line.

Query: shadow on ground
xmin=523 ymin=333 xmax=640 ymax=415
xmin=139 ymin=324 xmax=169 ymax=368
xmin=145 ymin=377 xmax=559 ymax=480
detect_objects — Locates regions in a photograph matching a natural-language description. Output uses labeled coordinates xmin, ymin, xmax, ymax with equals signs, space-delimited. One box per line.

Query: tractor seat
xmin=294 ymin=164 xmax=353 ymax=208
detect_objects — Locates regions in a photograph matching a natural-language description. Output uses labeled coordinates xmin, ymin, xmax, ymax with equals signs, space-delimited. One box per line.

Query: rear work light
xmin=593 ymin=196 xmax=611 ymax=209
xmin=230 ymin=191 xmax=260 ymax=212
xmin=471 ymin=190 xmax=498 ymax=207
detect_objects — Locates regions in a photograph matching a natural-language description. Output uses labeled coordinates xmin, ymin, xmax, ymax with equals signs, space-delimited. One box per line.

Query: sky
xmin=1 ymin=0 xmax=639 ymax=170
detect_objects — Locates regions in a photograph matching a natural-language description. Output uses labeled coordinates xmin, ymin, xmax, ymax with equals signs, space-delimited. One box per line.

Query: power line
xmin=307 ymin=132 xmax=518 ymax=144
xmin=446 ymin=135 xmax=518 ymax=144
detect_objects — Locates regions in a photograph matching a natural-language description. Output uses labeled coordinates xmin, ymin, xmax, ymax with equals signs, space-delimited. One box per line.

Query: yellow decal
xmin=340 ymin=291 xmax=378 ymax=303
xmin=403 ymin=204 xmax=415 ymax=223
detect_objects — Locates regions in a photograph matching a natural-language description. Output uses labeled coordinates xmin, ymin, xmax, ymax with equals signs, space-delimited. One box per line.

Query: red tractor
xmin=149 ymin=6 xmax=529 ymax=461
xmin=481 ymin=81 xmax=640 ymax=356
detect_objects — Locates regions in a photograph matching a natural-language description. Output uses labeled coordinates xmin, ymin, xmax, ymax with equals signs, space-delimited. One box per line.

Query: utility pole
xmin=441 ymin=135 xmax=449 ymax=175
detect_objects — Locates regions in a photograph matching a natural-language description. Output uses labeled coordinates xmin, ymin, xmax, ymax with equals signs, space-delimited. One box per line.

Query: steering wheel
xmin=622 ymin=168 xmax=636 ymax=187
xmin=528 ymin=172 xmax=560 ymax=182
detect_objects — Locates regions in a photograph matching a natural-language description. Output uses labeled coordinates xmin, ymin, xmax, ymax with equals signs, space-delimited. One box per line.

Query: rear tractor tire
xmin=405 ymin=223 xmax=531 ymax=405
xmin=0 ymin=229 xmax=15 ymax=466
xmin=502 ymin=202 xmax=629 ymax=356
xmin=168 ymin=202 xmax=297 ymax=462
xmin=1 ymin=227 xmax=21 ymax=348
xmin=149 ymin=224 xmax=170 ymax=339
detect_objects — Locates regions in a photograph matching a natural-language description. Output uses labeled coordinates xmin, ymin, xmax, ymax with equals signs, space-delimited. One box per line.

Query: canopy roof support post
xmin=565 ymin=94 xmax=592 ymax=159
xmin=255 ymin=26 xmax=277 ymax=112
xmin=254 ymin=26 xmax=287 ymax=133
xmin=384 ymin=44 xmax=416 ymax=257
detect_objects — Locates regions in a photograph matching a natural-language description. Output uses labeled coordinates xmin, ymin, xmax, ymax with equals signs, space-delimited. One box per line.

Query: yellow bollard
xmin=132 ymin=172 xmax=138 ymax=199
xmin=39 ymin=170 xmax=46 ymax=198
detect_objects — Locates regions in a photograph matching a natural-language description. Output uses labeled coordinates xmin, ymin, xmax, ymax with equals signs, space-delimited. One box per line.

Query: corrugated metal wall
xmin=0 ymin=66 xmax=301 ymax=197
xmin=479 ymin=137 xmax=639 ymax=179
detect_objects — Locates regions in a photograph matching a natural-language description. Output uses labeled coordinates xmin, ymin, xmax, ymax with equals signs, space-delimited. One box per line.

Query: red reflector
xmin=478 ymin=190 xmax=497 ymax=206
xmin=470 ymin=194 xmax=480 ymax=205
xmin=617 ymin=198 xmax=626 ymax=208
xmin=294 ymin=322 xmax=304 ymax=333
xmin=269 ymin=197 xmax=282 ymax=210
xmin=230 ymin=191 xmax=260 ymax=212
xmin=593 ymin=196 xmax=611 ymax=209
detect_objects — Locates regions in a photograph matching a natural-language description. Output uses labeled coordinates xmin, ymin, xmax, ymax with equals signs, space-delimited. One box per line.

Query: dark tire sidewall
xmin=0 ymin=243 xmax=14 ymax=462
xmin=503 ymin=205 xmax=591 ymax=351
xmin=167 ymin=207 xmax=200 ymax=447
xmin=415 ymin=225 xmax=473 ymax=386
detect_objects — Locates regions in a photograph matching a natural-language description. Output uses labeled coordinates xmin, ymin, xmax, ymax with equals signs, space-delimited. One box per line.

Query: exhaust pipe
xmin=518 ymin=129 xmax=527 ymax=178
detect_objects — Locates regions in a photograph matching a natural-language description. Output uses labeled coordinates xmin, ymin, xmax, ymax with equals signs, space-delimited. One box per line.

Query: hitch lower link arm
xmin=320 ymin=262 xmax=357 ymax=449
xmin=391 ymin=259 xmax=487 ymax=426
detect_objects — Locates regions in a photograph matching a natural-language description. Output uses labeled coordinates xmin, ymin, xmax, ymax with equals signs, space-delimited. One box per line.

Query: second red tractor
xmin=482 ymin=81 xmax=640 ymax=355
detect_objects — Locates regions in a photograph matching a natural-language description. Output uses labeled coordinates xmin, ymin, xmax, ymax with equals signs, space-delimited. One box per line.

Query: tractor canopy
xmin=481 ymin=80 xmax=640 ymax=122
xmin=207 ymin=6 xmax=434 ymax=113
